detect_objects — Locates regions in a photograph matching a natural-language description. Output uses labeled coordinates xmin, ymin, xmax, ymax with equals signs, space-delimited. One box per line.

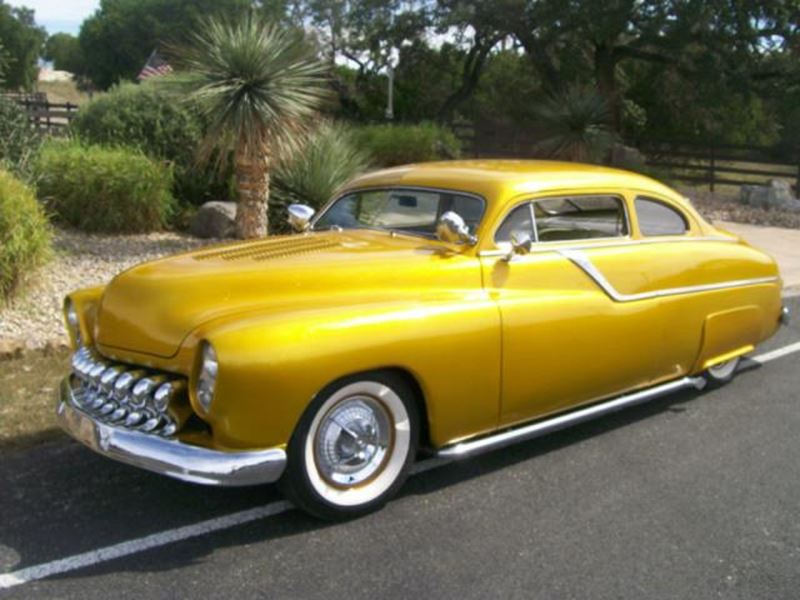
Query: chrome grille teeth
xmin=110 ymin=407 xmax=128 ymax=422
xmin=125 ymin=412 xmax=144 ymax=427
xmin=99 ymin=402 xmax=116 ymax=416
xmin=140 ymin=417 xmax=161 ymax=432
xmin=69 ymin=348 xmax=185 ymax=438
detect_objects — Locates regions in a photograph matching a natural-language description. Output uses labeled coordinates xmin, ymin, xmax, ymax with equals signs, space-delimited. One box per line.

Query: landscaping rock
xmin=610 ymin=144 xmax=646 ymax=169
xmin=189 ymin=201 xmax=237 ymax=239
xmin=739 ymin=179 xmax=800 ymax=212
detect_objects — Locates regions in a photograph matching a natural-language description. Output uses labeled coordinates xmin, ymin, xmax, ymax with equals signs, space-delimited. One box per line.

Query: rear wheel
xmin=280 ymin=372 xmax=419 ymax=521
xmin=703 ymin=357 xmax=741 ymax=387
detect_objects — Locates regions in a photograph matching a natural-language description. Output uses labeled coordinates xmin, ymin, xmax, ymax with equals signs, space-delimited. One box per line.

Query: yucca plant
xmin=534 ymin=85 xmax=618 ymax=163
xmin=171 ymin=15 xmax=328 ymax=238
xmin=270 ymin=121 xmax=372 ymax=232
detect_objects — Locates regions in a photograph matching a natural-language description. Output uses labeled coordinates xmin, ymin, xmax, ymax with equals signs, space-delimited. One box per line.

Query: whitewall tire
xmin=281 ymin=372 xmax=419 ymax=520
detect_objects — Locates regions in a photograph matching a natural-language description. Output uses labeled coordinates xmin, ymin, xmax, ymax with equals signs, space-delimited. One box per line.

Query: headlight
xmin=64 ymin=299 xmax=81 ymax=346
xmin=196 ymin=342 xmax=218 ymax=414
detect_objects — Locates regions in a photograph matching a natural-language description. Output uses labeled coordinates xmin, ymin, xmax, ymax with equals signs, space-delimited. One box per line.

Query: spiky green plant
xmin=534 ymin=85 xmax=618 ymax=163
xmin=171 ymin=14 xmax=328 ymax=238
xmin=270 ymin=121 xmax=372 ymax=232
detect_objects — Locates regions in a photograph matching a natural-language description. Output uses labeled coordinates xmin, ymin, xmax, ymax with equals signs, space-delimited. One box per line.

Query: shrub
xmin=270 ymin=121 xmax=372 ymax=231
xmin=352 ymin=122 xmax=461 ymax=167
xmin=0 ymin=97 xmax=41 ymax=178
xmin=70 ymin=82 xmax=228 ymax=205
xmin=35 ymin=140 xmax=175 ymax=233
xmin=0 ymin=169 xmax=51 ymax=301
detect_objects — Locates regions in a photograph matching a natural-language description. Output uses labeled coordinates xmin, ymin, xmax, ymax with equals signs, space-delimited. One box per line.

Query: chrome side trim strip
xmin=558 ymin=248 xmax=778 ymax=302
xmin=56 ymin=379 xmax=287 ymax=486
xmin=478 ymin=235 xmax=734 ymax=257
xmin=436 ymin=376 xmax=706 ymax=459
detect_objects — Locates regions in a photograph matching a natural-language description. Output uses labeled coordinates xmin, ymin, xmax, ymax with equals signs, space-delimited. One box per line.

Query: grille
xmin=69 ymin=347 xmax=189 ymax=437
xmin=193 ymin=236 xmax=338 ymax=262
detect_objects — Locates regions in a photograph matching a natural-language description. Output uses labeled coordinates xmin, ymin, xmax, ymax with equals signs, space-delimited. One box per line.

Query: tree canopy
xmin=0 ymin=2 xmax=46 ymax=89
xmin=78 ymin=0 xmax=253 ymax=89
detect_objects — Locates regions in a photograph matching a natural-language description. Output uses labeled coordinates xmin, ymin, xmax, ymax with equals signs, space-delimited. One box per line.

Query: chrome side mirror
xmin=503 ymin=234 xmax=533 ymax=261
xmin=287 ymin=204 xmax=315 ymax=233
xmin=436 ymin=211 xmax=477 ymax=245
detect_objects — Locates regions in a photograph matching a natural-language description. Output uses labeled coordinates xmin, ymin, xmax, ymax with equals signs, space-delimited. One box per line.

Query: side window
xmin=495 ymin=203 xmax=534 ymax=243
xmin=534 ymin=195 xmax=628 ymax=242
xmin=635 ymin=197 xmax=688 ymax=236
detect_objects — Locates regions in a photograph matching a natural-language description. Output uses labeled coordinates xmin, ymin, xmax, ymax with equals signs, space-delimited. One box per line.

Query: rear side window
xmin=534 ymin=195 xmax=628 ymax=242
xmin=635 ymin=197 xmax=688 ymax=236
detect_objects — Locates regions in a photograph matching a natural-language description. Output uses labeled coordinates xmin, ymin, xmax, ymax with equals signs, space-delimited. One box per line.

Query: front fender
xmin=191 ymin=296 xmax=502 ymax=450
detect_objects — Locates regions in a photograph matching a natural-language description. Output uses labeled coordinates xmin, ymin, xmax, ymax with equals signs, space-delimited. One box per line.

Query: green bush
xmin=0 ymin=169 xmax=51 ymax=301
xmin=270 ymin=121 xmax=372 ymax=231
xmin=0 ymin=97 xmax=41 ymax=178
xmin=70 ymin=82 xmax=228 ymax=205
xmin=35 ymin=140 xmax=175 ymax=233
xmin=352 ymin=122 xmax=461 ymax=167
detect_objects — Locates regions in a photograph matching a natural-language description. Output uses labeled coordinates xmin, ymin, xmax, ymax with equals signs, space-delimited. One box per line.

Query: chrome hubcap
xmin=314 ymin=397 xmax=392 ymax=487
xmin=708 ymin=358 xmax=739 ymax=379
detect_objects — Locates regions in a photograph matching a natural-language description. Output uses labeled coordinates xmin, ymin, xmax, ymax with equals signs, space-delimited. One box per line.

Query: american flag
xmin=138 ymin=49 xmax=173 ymax=80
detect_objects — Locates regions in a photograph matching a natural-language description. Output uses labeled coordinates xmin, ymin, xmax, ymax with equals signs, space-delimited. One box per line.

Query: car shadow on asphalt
xmin=3 ymin=369 xmax=760 ymax=585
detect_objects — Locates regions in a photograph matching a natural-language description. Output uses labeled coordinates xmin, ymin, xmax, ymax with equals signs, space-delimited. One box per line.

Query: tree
xmin=78 ymin=0 xmax=252 ymax=89
xmin=172 ymin=15 xmax=328 ymax=238
xmin=44 ymin=33 xmax=85 ymax=74
xmin=0 ymin=2 xmax=46 ymax=89
xmin=534 ymin=84 xmax=617 ymax=162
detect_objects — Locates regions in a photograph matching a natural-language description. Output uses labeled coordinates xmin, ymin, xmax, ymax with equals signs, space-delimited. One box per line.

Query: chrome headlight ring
xmin=64 ymin=299 xmax=81 ymax=346
xmin=196 ymin=342 xmax=218 ymax=414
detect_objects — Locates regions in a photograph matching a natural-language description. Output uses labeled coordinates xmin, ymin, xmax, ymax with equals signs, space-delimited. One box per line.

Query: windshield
xmin=314 ymin=188 xmax=485 ymax=239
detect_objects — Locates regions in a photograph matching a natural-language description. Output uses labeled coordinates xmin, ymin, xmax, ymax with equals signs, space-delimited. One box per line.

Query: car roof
xmin=344 ymin=159 xmax=684 ymax=206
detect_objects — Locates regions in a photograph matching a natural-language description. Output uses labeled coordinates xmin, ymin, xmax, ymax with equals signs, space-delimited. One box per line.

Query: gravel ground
xmin=0 ymin=229 xmax=215 ymax=354
xmin=681 ymin=187 xmax=800 ymax=229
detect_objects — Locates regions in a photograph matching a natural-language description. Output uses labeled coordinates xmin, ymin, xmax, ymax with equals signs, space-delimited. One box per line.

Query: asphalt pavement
xmin=1 ymin=297 xmax=799 ymax=599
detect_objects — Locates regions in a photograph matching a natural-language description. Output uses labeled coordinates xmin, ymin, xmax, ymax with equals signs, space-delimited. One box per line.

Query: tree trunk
xmin=234 ymin=152 xmax=270 ymax=239
xmin=595 ymin=43 xmax=622 ymax=133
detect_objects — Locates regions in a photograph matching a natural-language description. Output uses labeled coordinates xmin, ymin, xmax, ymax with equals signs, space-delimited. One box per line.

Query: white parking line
xmin=750 ymin=340 xmax=800 ymax=365
xmin=2 ymin=337 xmax=800 ymax=591
xmin=0 ymin=501 xmax=292 ymax=590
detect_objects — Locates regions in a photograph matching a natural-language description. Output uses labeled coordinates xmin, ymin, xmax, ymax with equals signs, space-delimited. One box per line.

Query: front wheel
xmin=703 ymin=356 xmax=741 ymax=387
xmin=280 ymin=372 xmax=419 ymax=521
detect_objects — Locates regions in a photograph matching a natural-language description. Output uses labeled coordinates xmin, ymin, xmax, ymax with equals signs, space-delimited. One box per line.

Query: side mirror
xmin=503 ymin=234 xmax=534 ymax=261
xmin=287 ymin=204 xmax=315 ymax=233
xmin=436 ymin=211 xmax=477 ymax=246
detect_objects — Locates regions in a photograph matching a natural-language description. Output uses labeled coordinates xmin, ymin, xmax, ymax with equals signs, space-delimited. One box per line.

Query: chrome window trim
xmin=491 ymin=193 xmax=632 ymax=246
xmin=634 ymin=196 xmax=690 ymax=237
xmin=479 ymin=235 xmax=734 ymax=258
xmin=311 ymin=185 xmax=488 ymax=237
xmin=557 ymin=248 xmax=778 ymax=302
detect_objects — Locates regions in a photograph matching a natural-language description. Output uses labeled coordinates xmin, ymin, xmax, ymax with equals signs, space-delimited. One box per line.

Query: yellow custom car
xmin=58 ymin=160 xmax=789 ymax=519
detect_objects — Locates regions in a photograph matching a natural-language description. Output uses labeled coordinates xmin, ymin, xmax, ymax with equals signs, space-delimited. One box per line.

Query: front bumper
xmin=56 ymin=378 xmax=287 ymax=486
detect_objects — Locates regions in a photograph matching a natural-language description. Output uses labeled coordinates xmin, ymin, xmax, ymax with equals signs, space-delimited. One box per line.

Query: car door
xmin=481 ymin=193 xmax=672 ymax=428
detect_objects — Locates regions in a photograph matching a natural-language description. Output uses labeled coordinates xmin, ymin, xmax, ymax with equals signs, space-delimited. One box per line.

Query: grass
xmin=0 ymin=350 xmax=70 ymax=449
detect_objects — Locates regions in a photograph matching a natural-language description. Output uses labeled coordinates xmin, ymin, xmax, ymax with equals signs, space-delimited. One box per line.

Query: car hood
xmin=94 ymin=230 xmax=477 ymax=358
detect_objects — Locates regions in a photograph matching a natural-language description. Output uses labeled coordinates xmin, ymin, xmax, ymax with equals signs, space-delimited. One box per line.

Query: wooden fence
xmin=2 ymin=93 xmax=79 ymax=134
xmin=630 ymin=139 xmax=800 ymax=193
xmin=452 ymin=123 xmax=800 ymax=193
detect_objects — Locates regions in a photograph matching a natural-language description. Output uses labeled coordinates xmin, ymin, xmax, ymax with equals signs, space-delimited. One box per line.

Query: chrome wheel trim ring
xmin=708 ymin=357 xmax=740 ymax=380
xmin=304 ymin=381 xmax=411 ymax=507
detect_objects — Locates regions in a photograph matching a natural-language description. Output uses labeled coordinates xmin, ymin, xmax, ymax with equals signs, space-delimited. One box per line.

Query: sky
xmin=9 ymin=0 xmax=99 ymax=35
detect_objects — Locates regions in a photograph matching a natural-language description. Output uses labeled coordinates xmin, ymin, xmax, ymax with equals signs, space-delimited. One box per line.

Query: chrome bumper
xmin=56 ymin=378 xmax=287 ymax=487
